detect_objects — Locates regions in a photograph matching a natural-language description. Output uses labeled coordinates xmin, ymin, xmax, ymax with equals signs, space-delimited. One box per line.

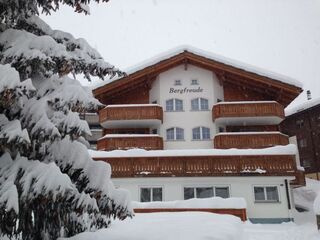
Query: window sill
xmin=165 ymin=139 xmax=186 ymax=142
xmin=190 ymin=109 xmax=210 ymax=112
xmin=165 ymin=110 xmax=185 ymax=112
xmin=254 ymin=201 xmax=281 ymax=204
xmin=191 ymin=139 xmax=211 ymax=141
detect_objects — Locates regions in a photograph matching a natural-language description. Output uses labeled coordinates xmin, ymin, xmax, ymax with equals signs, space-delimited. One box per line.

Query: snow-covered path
xmin=243 ymin=222 xmax=319 ymax=240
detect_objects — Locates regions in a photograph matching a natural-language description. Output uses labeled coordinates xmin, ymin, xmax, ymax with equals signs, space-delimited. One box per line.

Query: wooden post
xmin=317 ymin=215 xmax=320 ymax=230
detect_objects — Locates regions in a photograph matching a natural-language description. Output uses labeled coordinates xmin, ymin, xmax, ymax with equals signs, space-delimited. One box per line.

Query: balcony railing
xmin=214 ymin=132 xmax=289 ymax=149
xmin=94 ymin=155 xmax=297 ymax=178
xmin=97 ymin=135 xmax=164 ymax=151
xmin=99 ymin=104 xmax=163 ymax=128
xmin=212 ymin=101 xmax=285 ymax=125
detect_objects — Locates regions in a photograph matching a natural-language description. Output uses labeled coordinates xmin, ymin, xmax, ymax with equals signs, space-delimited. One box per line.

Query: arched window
xmin=192 ymin=127 xmax=210 ymax=140
xmin=166 ymin=127 xmax=184 ymax=140
xmin=191 ymin=98 xmax=209 ymax=111
xmin=166 ymin=99 xmax=183 ymax=111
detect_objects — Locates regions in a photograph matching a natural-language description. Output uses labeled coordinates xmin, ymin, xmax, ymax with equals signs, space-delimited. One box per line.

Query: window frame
xmin=192 ymin=126 xmax=211 ymax=140
xmin=190 ymin=98 xmax=209 ymax=111
xmin=183 ymin=185 xmax=230 ymax=200
xmin=166 ymin=98 xmax=184 ymax=112
xmin=166 ymin=127 xmax=185 ymax=141
xmin=139 ymin=186 xmax=164 ymax=202
xmin=191 ymin=79 xmax=199 ymax=85
xmin=174 ymin=79 xmax=182 ymax=86
xmin=253 ymin=185 xmax=280 ymax=203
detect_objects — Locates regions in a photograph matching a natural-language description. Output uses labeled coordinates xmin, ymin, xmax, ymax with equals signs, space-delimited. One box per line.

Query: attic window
xmin=174 ymin=80 xmax=182 ymax=86
xmin=191 ymin=79 xmax=199 ymax=85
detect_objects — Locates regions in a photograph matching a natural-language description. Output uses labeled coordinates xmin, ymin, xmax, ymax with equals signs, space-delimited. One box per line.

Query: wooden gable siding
xmin=223 ymin=81 xmax=271 ymax=102
xmin=97 ymin=85 xmax=149 ymax=105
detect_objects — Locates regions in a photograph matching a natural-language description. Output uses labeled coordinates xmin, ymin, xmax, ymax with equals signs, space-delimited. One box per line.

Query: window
xmin=192 ymin=127 xmax=210 ymax=140
xmin=191 ymin=98 xmax=209 ymax=111
xmin=296 ymin=119 xmax=304 ymax=128
xmin=152 ymin=100 xmax=157 ymax=104
xmin=166 ymin=99 xmax=183 ymax=111
xmin=140 ymin=187 xmax=163 ymax=202
xmin=253 ymin=186 xmax=279 ymax=202
xmin=298 ymin=138 xmax=307 ymax=148
xmin=174 ymin=80 xmax=182 ymax=86
xmin=191 ymin=79 xmax=199 ymax=85
xmin=152 ymin=129 xmax=158 ymax=134
xmin=184 ymin=186 xmax=230 ymax=200
xmin=166 ymin=127 xmax=184 ymax=141
xmin=302 ymin=158 xmax=311 ymax=168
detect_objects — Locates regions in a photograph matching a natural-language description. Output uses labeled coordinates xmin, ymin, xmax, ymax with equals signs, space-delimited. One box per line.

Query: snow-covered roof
xmin=90 ymin=144 xmax=297 ymax=158
xmin=94 ymin=45 xmax=302 ymax=90
xmin=285 ymin=97 xmax=320 ymax=116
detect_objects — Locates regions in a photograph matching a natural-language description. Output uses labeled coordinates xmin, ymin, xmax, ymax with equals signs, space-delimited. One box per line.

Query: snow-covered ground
xmin=61 ymin=212 xmax=319 ymax=240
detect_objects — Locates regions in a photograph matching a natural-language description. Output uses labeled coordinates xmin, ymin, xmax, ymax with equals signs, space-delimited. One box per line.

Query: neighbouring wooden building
xmin=91 ymin=46 xmax=305 ymax=223
xmin=281 ymin=97 xmax=320 ymax=180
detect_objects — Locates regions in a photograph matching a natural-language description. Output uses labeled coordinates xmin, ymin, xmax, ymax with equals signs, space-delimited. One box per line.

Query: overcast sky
xmin=42 ymin=0 xmax=320 ymax=107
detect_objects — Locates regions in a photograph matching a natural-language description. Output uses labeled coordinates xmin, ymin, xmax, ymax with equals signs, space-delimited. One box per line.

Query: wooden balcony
xmin=214 ymin=132 xmax=289 ymax=149
xmin=212 ymin=101 xmax=285 ymax=125
xmin=94 ymin=155 xmax=297 ymax=178
xmin=97 ymin=135 xmax=164 ymax=151
xmin=99 ymin=104 xmax=163 ymax=128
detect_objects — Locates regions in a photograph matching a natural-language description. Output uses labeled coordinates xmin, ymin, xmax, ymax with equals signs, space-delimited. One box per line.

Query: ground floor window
xmin=184 ymin=186 xmax=230 ymax=200
xmin=253 ymin=186 xmax=279 ymax=202
xmin=140 ymin=187 xmax=163 ymax=202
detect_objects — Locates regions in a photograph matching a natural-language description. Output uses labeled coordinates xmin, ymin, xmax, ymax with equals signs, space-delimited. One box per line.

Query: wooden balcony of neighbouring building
xmin=99 ymin=104 xmax=163 ymax=128
xmin=214 ymin=132 xmax=289 ymax=149
xmin=212 ymin=101 xmax=285 ymax=125
xmin=94 ymin=154 xmax=298 ymax=179
xmin=97 ymin=134 xmax=164 ymax=151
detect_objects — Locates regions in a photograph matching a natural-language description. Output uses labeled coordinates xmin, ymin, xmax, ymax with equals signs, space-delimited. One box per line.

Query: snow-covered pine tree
xmin=0 ymin=1 xmax=132 ymax=239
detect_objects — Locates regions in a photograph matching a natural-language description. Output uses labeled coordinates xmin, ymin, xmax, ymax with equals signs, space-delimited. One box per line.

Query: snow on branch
xmin=0 ymin=1 xmax=109 ymax=25
xmin=47 ymin=136 xmax=133 ymax=219
xmin=15 ymin=16 xmax=125 ymax=80
xmin=0 ymin=114 xmax=30 ymax=144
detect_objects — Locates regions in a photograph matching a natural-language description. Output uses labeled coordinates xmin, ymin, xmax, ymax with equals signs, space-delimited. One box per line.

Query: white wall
xmin=113 ymin=176 xmax=294 ymax=220
xmin=149 ymin=64 xmax=224 ymax=149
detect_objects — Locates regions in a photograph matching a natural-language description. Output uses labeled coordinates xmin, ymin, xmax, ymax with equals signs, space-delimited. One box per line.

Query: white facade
xmin=149 ymin=64 xmax=224 ymax=149
xmin=114 ymin=176 xmax=295 ymax=221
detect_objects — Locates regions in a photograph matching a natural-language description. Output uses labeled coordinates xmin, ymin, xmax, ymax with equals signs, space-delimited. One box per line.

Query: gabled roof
xmin=94 ymin=45 xmax=302 ymax=106
xmin=285 ymin=97 xmax=320 ymax=117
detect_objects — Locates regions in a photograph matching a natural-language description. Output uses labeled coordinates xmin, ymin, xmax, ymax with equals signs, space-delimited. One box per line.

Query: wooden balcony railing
xmin=94 ymin=155 xmax=297 ymax=178
xmin=214 ymin=132 xmax=289 ymax=149
xmin=212 ymin=101 xmax=285 ymax=121
xmin=134 ymin=208 xmax=247 ymax=221
xmin=99 ymin=104 xmax=163 ymax=124
xmin=97 ymin=135 xmax=164 ymax=151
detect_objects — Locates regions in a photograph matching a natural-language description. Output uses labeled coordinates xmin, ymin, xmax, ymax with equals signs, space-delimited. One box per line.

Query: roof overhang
xmin=94 ymin=47 xmax=302 ymax=107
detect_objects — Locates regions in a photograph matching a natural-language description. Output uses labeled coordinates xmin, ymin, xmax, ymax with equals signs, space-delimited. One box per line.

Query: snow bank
xmin=132 ymin=197 xmax=246 ymax=209
xmin=90 ymin=144 xmax=297 ymax=158
xmin=61 ymin=212 xmax=243 ymax=240
xmin=293 ymin=178 xmax=320 ymax=212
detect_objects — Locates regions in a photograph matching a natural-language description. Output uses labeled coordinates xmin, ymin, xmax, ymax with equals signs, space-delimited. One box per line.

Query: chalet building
xmin=91 ymin=46 xmax=305 ymax=223
xmin=281 ymin=97 xmax=320 ymax=180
